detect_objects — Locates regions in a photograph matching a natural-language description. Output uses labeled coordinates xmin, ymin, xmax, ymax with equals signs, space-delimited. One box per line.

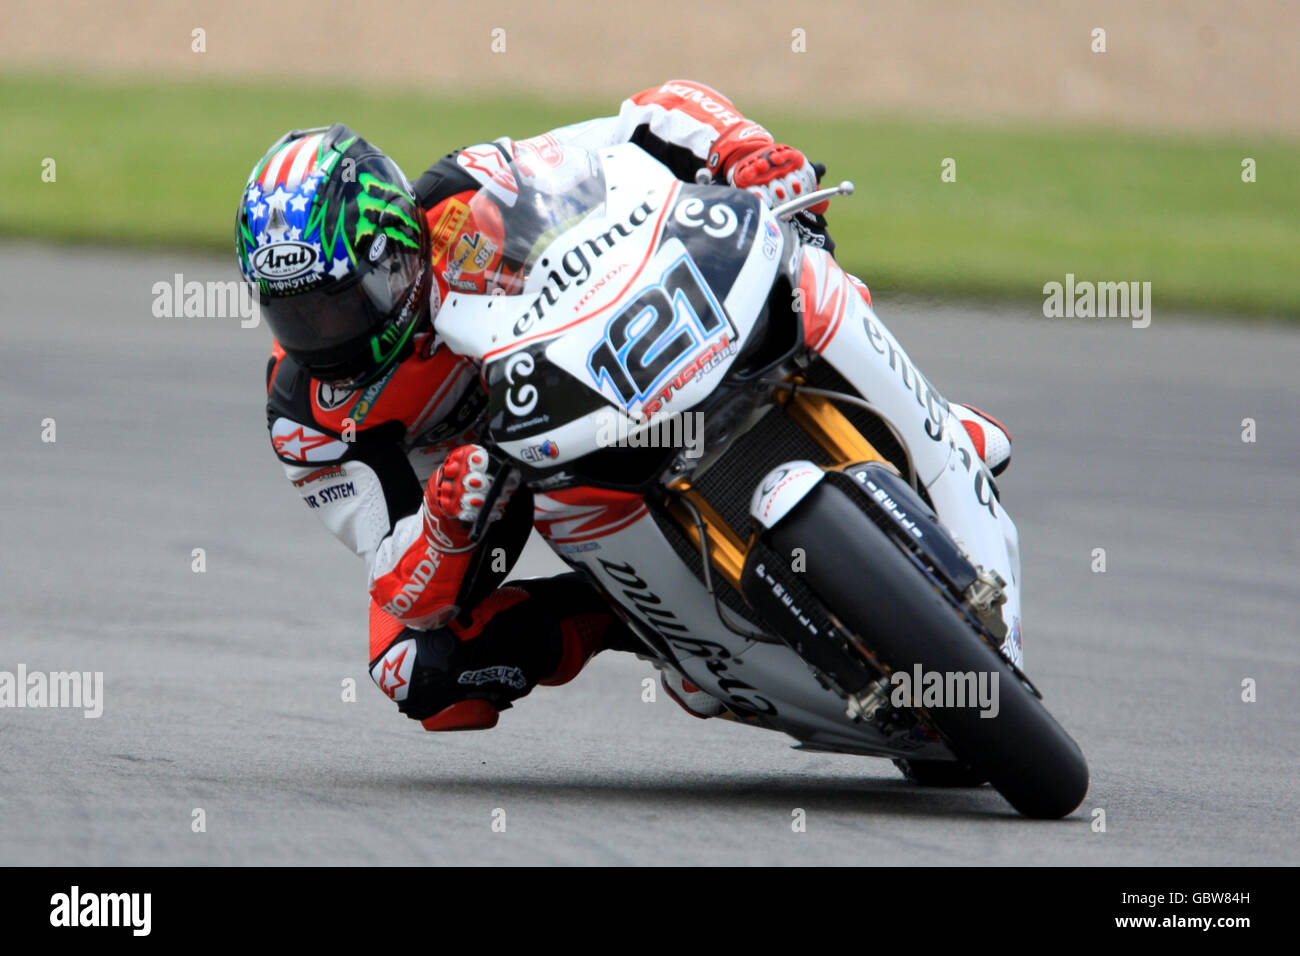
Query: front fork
xmin=663 ymin=245 xmax=1025 ymax=669
xmin=662 ymin=379 xmax=890 ymax=594
xmin=796 ymin=247 xmax=1024 ymax=667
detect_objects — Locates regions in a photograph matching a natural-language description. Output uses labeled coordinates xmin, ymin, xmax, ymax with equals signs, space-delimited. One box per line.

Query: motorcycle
xmin=435 ymin=139 xmax=1088 ymax=818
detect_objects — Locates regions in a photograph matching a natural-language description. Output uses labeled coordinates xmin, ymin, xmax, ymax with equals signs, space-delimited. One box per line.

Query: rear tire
xmin=771 ymin=480 xmax=1089 ymax=819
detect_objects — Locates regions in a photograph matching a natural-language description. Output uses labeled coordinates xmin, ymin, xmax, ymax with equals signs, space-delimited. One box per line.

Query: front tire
xmin=893 ymin=758 xmax=988 ymax=788
xmin=769 ymin=480 xmax=1089 ymax=819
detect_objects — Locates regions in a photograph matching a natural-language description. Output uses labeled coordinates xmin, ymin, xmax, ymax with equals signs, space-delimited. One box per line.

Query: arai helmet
xmin=236 ymin=124 xmax=430 ymax=388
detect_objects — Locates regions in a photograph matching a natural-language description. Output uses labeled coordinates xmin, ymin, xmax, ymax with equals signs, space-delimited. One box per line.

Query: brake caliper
xmin=964 ymin=567 xmax=1008 ymax=642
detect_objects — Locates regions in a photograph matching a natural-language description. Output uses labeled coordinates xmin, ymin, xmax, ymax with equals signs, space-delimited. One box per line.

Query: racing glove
xmin=422 ymin=444 xmax=519 ymax=553
xmin=706 ymin=122 xmax=828 ymax=214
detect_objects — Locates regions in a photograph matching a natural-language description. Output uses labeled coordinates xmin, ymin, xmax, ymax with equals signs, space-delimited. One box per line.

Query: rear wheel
xmin=769 ymin=481 xmax=1089 ymax=819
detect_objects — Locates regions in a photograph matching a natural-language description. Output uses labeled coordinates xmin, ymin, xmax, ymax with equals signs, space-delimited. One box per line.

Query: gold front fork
xmin=775 ymin=384 xmax=890 ymax=467
xmin=664 ymin=379 xmax=891 ymax=588
xmin=663 ymin=483 xmax=749 ymax=590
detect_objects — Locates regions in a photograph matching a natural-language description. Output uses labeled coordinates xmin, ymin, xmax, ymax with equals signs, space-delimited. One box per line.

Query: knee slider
xmin=369 ymin=622 xmax=545 ymax=724
xmin=370 ymin=628 xmax=470 ymax=721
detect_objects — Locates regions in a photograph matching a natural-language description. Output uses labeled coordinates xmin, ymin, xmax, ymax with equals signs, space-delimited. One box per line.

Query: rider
xmin=235 ymin=80 xmax=1013 ymax=732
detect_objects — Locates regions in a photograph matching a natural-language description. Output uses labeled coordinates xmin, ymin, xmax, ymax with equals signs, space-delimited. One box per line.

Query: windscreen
xmin=458 ymin=139 xmax=607 ymax=295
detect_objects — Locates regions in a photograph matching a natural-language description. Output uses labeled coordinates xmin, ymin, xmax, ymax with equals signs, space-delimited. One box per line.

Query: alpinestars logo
xmin=271 ymin=418 xmax=348 ymax=462
xmin=457 ymin=666 xmax=526 ymax=690
xmin=370 ymin=639 xmax=416 ymax=702
xmin=456 ymin=145 xmax=519 ymax=206
xmin=377 ymin=647 xmax=409 ymax=698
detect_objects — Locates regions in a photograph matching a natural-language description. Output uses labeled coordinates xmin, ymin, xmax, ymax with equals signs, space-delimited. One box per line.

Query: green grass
xmin=3 ymin=72 xmax=1298 ymax=317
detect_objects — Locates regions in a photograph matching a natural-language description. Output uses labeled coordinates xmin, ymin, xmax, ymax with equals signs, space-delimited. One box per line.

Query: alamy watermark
xmin=890 ymin=664 xmax=1000 ymax=718
xmin=594 ymin=410 xmax=705 ymax=459
xmin=518 ymin=410 xmax=705 ymax=466
xmin=1042 ymin=273 xmax=1151 ymax=328
xmin=152 ymin=274 xmax=259 ymax=327
xmin=0 ymin=665 xmax=103 ymax=718
xmin=50 ymin=886 xmax=150 ymax=936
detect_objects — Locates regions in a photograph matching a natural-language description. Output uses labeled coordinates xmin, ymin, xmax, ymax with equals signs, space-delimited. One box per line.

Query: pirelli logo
xmin=429 ymin=199 xmax=471 ymax=261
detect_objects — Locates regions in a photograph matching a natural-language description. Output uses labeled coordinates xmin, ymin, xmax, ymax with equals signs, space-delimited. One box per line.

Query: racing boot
xmin=954 ymin=404 xmax=1012 ymax=476
xmin=659 ymin=668 xmax=727 ymax=719
xmin=369 ymin=573 xmax=641 ymax=731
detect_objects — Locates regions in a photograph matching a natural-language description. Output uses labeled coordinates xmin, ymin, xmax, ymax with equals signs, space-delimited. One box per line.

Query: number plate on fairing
xmin=545 ymin=238 xmax=741 ymax=421
xmin=487 ymin=226 xmax=776 ymax=466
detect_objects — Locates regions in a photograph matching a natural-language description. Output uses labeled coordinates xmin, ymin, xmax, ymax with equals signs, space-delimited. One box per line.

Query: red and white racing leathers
xmin=265 ymin=80 xmax=819 ymax=728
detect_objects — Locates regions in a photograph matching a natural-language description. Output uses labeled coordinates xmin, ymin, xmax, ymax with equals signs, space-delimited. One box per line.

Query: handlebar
xmin=771 ymin=180 xmax=855 ymax=220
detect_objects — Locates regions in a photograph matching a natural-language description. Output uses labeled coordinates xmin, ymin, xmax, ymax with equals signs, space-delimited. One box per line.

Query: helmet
xmin=236 ymin=124 xmax=431 ymax=389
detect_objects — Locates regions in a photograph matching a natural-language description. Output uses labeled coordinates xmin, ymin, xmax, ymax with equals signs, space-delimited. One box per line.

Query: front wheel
xmin=767 ymin=480 xmax=1089 ymax=819
xmin=893 ymin=758 xmax=988 ymax=788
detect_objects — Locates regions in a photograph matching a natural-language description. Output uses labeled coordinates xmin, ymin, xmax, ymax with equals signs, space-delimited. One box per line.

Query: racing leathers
xmin=264 ymin=80 xmax=838 ymax=731
xmin=265 ymin=79 xmax=1014 ymax=731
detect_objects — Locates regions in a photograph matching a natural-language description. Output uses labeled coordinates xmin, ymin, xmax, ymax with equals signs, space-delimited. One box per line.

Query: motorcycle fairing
xmin=436 ymin=144 xmax=780 ymax=465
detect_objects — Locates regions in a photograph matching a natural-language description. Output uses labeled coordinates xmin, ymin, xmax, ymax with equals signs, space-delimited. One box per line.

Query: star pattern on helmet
xmin=242 ymin=143 xmax=340 ymax=273
xmin=265 ymin=185 xmax=292 ymax=211
xmin=265 ymin=205 xmax=291 ymax=241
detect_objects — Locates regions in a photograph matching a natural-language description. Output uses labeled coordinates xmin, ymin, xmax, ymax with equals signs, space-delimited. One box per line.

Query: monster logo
xmin=355 ymin=173 xmax=421 ymax=252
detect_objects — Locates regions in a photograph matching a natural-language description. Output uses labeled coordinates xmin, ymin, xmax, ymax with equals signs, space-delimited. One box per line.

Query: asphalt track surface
xmin=2 ymin=243 xmax=1297 ymax=866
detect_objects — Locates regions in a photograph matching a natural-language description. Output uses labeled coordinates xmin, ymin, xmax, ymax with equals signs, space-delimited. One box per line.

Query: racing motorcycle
xmin=435 ymin=139 xmax=1089 ymax=818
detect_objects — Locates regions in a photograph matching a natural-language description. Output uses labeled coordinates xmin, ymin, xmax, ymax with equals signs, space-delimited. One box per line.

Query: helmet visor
xmin=260 ymin=237 xmax=426 ymax=376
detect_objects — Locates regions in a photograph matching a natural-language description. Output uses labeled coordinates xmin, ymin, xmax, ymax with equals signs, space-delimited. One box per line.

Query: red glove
xmin=422 ymin=444 xmax=518 ymax=552
xmin=706 ymin=123 xmax=827 ymax=214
